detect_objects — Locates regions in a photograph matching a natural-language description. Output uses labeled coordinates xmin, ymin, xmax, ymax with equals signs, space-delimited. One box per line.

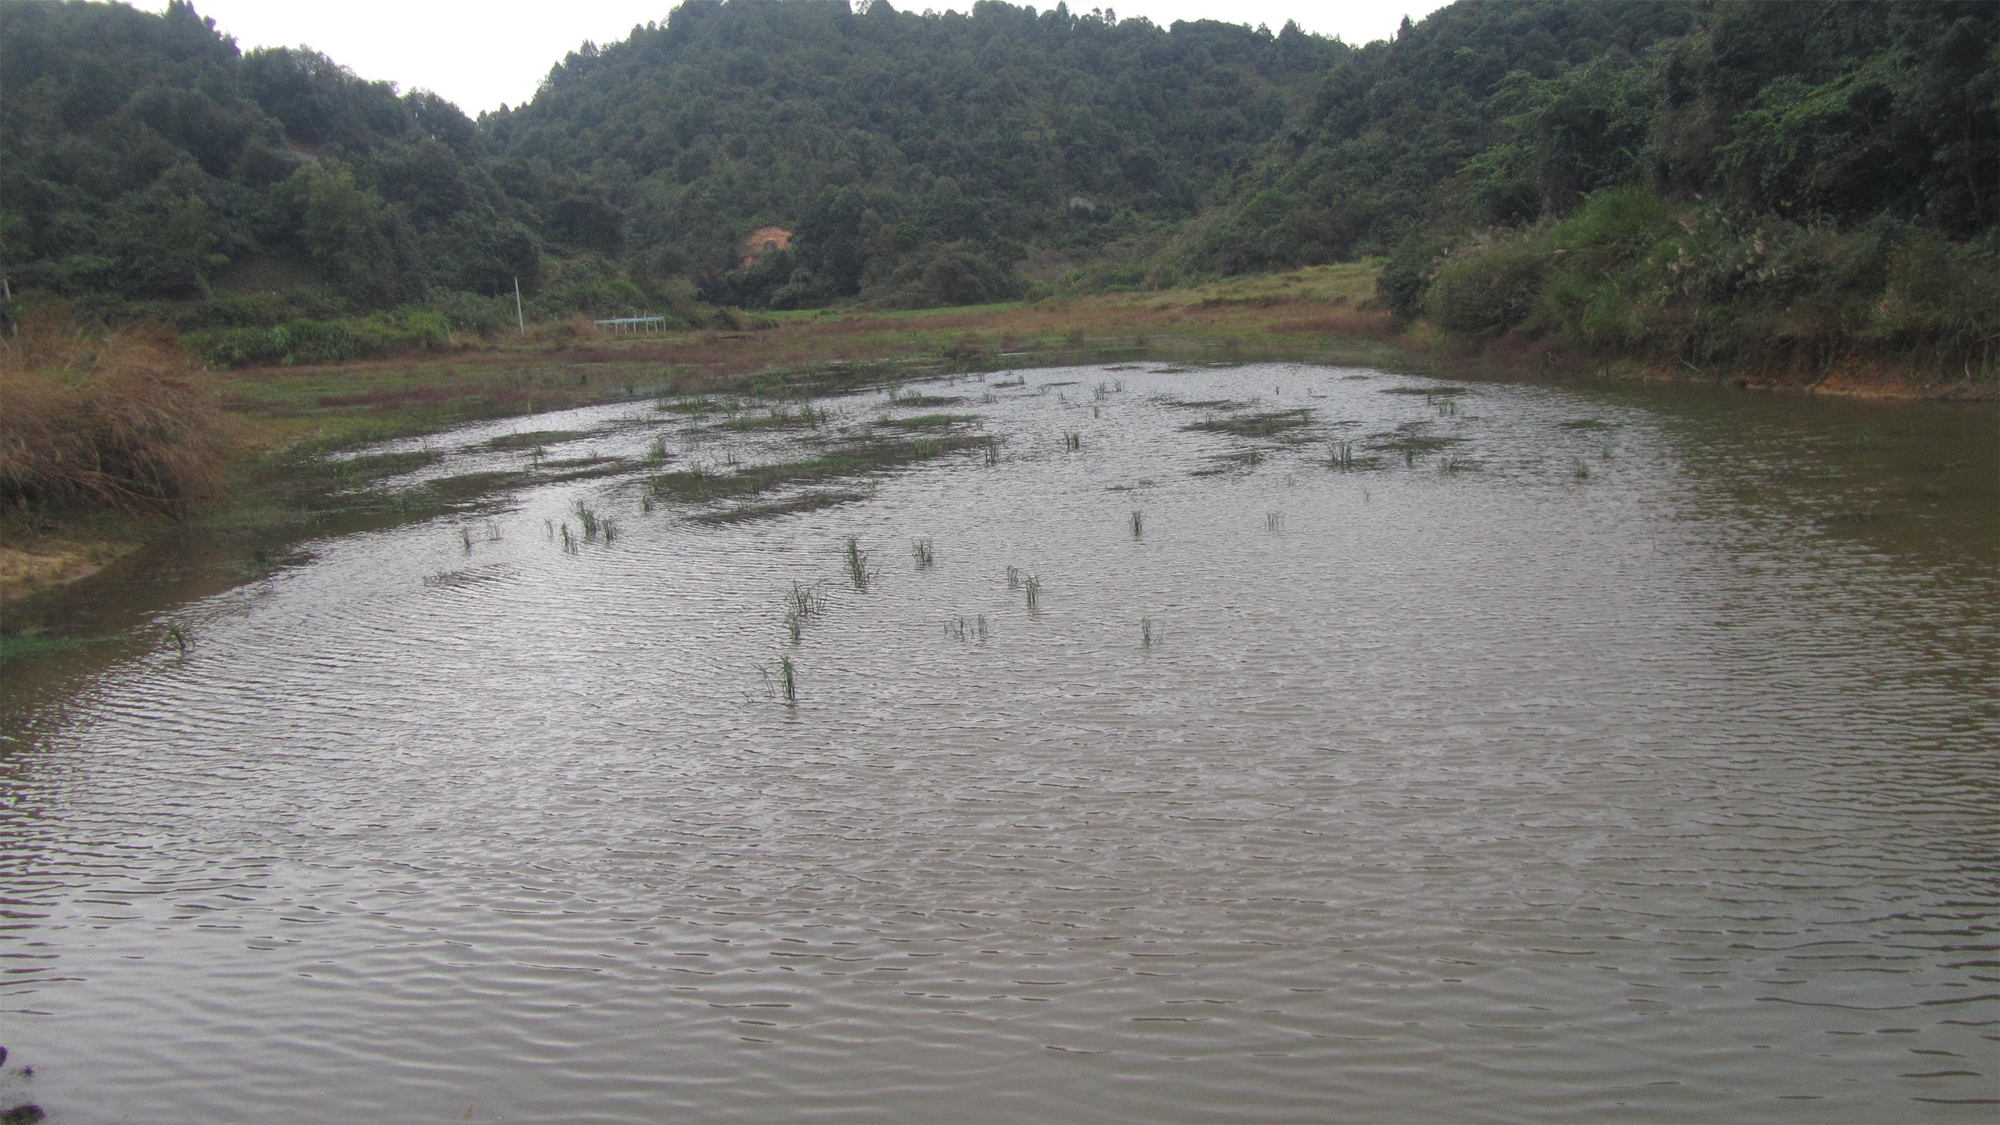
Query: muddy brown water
xmin=2 ymin=364 xmax=1996 ymax=1122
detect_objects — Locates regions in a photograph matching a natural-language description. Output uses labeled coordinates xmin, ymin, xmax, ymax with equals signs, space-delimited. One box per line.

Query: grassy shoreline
xmin=2 ymin=260 xmax=1988 ymax=611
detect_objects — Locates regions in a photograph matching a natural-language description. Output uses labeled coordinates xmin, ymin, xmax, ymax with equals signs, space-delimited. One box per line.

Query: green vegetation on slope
xmin=484 ymin=0 xmax=1343 ymax=308
xmin=2 ymin=0 xmax=1994 ymax=389
xmin=1194 ymin=0 xmax=1999 ymax=379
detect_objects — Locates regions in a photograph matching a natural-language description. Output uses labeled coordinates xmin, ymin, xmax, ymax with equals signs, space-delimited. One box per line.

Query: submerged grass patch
xmin=688 ymin=490 xmax=868 ymax=525
xmin=1182 ymin=408 xmax=1313 ymax=437
xmin=479 ymin=429 xmax=588 ymax=452
xmin=1368 ymin=422 xmax=1467 ymax=461
xmin=646 ymin=432 xmax=985 ymax=505
xmin=1158 ymin=397 xmax=1251 ymax=411
xmin=0 ymin=631 xmax=88 ymax=665
xmin=879 ymin=413 xmax=980 ymax=431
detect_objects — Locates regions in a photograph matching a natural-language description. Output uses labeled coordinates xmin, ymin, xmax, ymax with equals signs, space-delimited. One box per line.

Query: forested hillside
xmin=2 ymin=0 xmax=1995 ymax=379
xmin=0 ymin=1 xmax=539 ymax=316
xmin=484 ymin=0 xmax=1340 ymax=308
xmin=1194 ymin=0 xmax=1999 ymax=377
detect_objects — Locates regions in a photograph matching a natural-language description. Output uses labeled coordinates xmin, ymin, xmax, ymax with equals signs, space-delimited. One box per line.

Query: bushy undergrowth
xmin=185 ymin=310 xmax=455 ymax=368
xmin=1405 ymin=188 xmax=2000 ymax=380
xmin=0 ymin=310 xmax=229 ymax=515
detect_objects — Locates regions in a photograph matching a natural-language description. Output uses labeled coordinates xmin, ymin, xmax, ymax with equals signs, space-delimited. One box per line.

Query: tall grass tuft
xmin=1140 ymin=617 xmax=1159 ymax=648
xmin=1063 ymin=431 xmax=1082 ymax=452
xmin=760 ymin=654 xmax=798 ymax=704
xmin=844 ymin=536 xmax=872 ymax=589
xmin=0 ymin=308 xmax=229 ymax=515
xmin=912 ymin=537 xmax=935 ymax=569
xmin=1331 ymin=440 xmax=1355 ymax=469
xmin=1024 ymin=574 xmax=1042 ymax=612
xmin=1005 ymin=565 xmax=1021 ymax=589
xmin=1130 ymin=509 xmax=1144 ymax=538
xmin=573 ymin=499 xmax=604 ymax=542
xmin=1266 ymin=511 xmax=1284 ymax=532
xmin=787 ymin=581 xmax=829 ymax=619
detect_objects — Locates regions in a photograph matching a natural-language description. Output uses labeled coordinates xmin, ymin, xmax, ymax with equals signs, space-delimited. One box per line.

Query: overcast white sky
xmin=142 ymin=0 xmax=1449 ymax=116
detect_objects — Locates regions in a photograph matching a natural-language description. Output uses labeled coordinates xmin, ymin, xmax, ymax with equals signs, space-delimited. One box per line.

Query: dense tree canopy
xmin=2 ymin=0 xmax=1994 ymax=347
xmin=0 ymin=0 xmax=540 ymax=311
xmin=482 ymin=0 xmax=1342 ymax=306
xmin=1196 ymin=0 xmax=1999 ymax=271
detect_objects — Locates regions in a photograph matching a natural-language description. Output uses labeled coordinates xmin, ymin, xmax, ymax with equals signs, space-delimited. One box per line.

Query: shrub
xmin=0 ymin=308 xmax=229 ymax=514
xmin=1424 ymin=236 xmax=1548 ymax=334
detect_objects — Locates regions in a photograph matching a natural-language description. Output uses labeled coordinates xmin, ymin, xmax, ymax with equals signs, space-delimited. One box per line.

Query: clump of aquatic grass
xmin=912 ymin=437 xmax=942 ymax=459
xmin=1572 ymin=456 xmax=1591 ymax=480
xmin=911 ymin=537 xmax=935 ymax=569
xmin=1330 ymin=440 xmax=1355 ymax=469
xmin=459 ymin=525 xmax=474 ymax=553
xmin=0 ymin=309 xmax=229 ymax=515
xmin=1024 ymin=574 xmax=1043 ymax=612
xmin=1063 ymin=432 xmax=1082 ymax=452
xmin=783 ymin=582 xmax=828 ymax=643
xmin=1140 ymin=617 xmax=1160 ymax=648
xmin=844 ymin=536 xmax=873 ymax=589
xmin=165 ymin=622 xmax=189 ymax=654
xmin=1130 ymin=509 xmax=1144 ymax=539
xmin=646 ymin=436 xmax=669 ymax=463
xmin=985 ymin=438 xmax=1000 ymax=466
xmin=759 ymin=654 xmax=798 ymax=705
xmin=946 ymin=614 xmax=986 ymax=641
xmin=640 ymin=492 xmax=654 ymax=514
xmin=1266 ymin=511 xmax=1284 ymax=532
xmin=558 ymin=522 xmax=578 ymax=553
xmin=573 ymin=499 xmax=604 ymax=542
xmin=787 ymin=581 xmax=828 ymax=619
xmin=1005 ymin=565 xmax=1021 ymax=589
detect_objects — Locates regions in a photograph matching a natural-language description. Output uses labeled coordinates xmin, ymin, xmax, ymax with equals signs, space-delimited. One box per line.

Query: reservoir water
xmin=2 ymin=363 xmax=1995 ymax=1121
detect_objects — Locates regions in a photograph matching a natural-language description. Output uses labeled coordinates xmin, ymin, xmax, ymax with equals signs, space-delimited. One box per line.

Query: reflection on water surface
xmin=2 ymin=364 xmax=1995 ymax=1122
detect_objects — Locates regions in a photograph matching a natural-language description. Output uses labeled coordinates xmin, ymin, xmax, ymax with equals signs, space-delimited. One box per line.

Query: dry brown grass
xmin=1 ymin=308 xmax=231 ymax=515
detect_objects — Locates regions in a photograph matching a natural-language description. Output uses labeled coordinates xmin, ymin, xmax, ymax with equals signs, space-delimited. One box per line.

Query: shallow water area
xmin=2 ymin=363 xmax=1996 ymax=1122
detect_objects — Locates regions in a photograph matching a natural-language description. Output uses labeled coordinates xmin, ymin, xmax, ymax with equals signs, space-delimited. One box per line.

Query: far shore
xmin=3 ymin=262 xmax=1989 ymax=608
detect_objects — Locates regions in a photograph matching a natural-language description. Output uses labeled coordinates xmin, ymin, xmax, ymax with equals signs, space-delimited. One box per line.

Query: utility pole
xmin=513 ymin=276 xmax=526 ymax=336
